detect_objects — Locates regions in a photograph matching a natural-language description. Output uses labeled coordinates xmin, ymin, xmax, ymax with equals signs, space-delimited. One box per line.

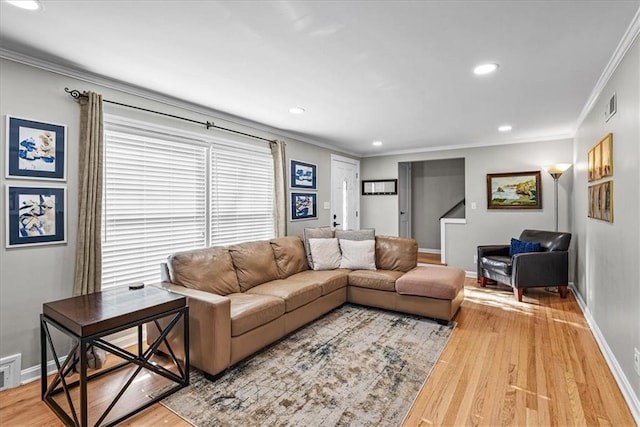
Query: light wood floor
xmin=0 ymin=279 xmax=634 ymax=426
xmin=418 ymin=252 xmax=445 ymax=265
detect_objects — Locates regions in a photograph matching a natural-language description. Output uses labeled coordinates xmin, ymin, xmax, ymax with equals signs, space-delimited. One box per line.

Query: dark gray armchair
xmin=477 ymin=229 xmax=571 ymax=301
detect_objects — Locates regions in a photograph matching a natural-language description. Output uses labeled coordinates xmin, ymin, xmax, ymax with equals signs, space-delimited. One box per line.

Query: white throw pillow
xmin=308 ymin=238 xmax=342 ymax=270
xmin=339 ymin=239 xmax=376 ymax=270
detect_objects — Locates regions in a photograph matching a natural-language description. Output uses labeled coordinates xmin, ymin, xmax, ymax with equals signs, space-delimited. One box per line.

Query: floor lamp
xmin=543 ymin=163 xmax=571 ymax=293
xmin=544 ymin=163 xmax=572 ymax=231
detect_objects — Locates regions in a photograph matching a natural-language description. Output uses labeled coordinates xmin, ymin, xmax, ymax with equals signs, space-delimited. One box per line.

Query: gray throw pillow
xmin=334 ymin=229 xmax=375 ymax=241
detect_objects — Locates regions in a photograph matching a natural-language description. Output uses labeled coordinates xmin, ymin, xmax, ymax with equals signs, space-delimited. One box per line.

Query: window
xmin=102 ymin=118 xmax=274 ymax=288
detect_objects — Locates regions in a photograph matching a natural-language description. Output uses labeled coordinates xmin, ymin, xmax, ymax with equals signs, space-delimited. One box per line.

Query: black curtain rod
xmin=64 ymin=88 xmax=275 ymax=143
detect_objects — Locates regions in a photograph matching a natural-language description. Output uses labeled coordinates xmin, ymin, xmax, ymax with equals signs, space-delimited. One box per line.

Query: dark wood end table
xmin=41 ymin=285 xmax=189 ymax=426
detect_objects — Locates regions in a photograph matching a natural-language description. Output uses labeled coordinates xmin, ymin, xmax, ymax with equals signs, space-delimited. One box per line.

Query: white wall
xmin=411 ymin=158 xmax=465 ymax=250
xmin=572 ymin=37 xmax=639 ymax=402
xmin=0 ymin=57 xmax=350 ymax=372
xmin=361 ymin=138 xmax=574 ymax=272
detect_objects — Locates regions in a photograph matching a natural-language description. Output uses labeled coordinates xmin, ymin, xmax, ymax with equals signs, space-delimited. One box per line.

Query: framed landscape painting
xmin=5 ymin=116 xmax=67 ymax=180
xmin=290 ymin=192 xmax=317 ymax=220
xmin=6 ymin=186 xmax=67 ymax=248
xmin=487 ymin=171 xmax=541 ymax=209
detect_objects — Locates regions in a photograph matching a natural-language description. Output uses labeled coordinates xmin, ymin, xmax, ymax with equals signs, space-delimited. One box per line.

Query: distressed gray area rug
xmin=161 ymin=304 xmax=454 ymax=427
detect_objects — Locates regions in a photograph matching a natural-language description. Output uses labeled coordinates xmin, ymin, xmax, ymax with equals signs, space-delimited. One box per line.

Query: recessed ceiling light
xmin=473 ymin=63 xmax=499 ymax=75
xmin=289 ymin=107 xmax=305 ymax=114
xmin=498 ymin=125 xmax=513 ymax=132
xmin=372 ymin=141 xmax=383 ymax=146
xmin=6 ymin=0 xmax=41 ymax=10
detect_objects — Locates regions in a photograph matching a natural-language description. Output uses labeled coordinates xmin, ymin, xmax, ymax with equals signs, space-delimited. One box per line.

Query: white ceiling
xmin=1 ymin=1 xmax=638 ymax=156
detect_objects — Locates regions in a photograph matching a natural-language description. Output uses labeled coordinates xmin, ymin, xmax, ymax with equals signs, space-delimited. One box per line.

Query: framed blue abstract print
xmin=6 ymin=186 xmax=67 ymax=248
xmin=291 ymin=192 xmax=317 ymax=221
xmin=6 ymin=116 xmax=67 ymax=180
xmin=290 ymin=159 xmax=317 ymax=190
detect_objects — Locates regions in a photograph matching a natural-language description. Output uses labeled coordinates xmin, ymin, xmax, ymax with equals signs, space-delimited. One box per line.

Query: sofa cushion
xmin=168 ymin=246 xmax=240 ymax=295
xmin=308 ymin=238 xmax=342 ymax=270
xmin=247 ymin=279 xmax=323 ymax=312
xmin=289 ymin=269 xmax=350 ymax=295
xmin=270 ymin=236 xmax=308 ymax=279
xmin=228 ymin=293 xmax=285 ymax=337
xmin=229 ymin=241 xmax=279 ymax=292
xmin=395 ymin=266 xmax=465 ymax=300
xmin=339 ymin=239 xmax=376 ymax=270
xmin=303 ymin=227 xmax=333 ymax=269
xmin=334 ymin=229 xmax=375 ymax=241
xmin=376 ymin=236 xmax=418 ymax=272
xmin=348 ymin=270 xmax=405 ymax=292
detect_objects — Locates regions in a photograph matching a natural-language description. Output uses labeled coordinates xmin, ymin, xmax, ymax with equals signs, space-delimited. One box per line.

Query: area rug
xmin=161 ymin=304 xmax=454 ymax=426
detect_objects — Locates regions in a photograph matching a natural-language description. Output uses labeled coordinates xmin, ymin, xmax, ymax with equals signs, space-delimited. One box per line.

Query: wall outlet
xmin=473 ymin=255 xmax=477 ymax=264
xmin=634 ymin=348 xmax=640 ymax=377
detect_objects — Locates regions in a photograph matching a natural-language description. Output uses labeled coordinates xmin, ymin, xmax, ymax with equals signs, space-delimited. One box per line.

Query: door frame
xmin=398 ymin=162 xmax=412 ymax=238
xmin=330 ymin=154 xmax=361 ymax=230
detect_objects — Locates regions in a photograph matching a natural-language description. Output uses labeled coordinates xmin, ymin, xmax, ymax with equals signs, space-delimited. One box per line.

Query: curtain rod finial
xmin=65 ymin=87 xmax=83 ymax=100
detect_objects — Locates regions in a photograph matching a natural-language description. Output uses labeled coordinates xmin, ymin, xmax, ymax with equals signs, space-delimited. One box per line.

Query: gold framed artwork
xmin=588 ymin=133 xmax=613 ymax=182
xmin=588 ymin=181 xmax=613 ymax=222
xmin=486 ymin=171 xmax=541 ymax=209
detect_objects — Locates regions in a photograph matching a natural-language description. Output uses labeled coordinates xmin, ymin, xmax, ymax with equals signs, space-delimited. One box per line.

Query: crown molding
xmin=0 ymin=47 xmax=358 ymax=157
xmin=574 ymin=6 xmax=640 ymax=131
xmin=361 ymin=133 xmax=573 ymax=158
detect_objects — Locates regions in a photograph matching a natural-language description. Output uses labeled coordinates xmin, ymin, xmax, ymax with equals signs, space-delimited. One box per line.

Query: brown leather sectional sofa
xmin=151 ymin=234 xmax=464 ymax=379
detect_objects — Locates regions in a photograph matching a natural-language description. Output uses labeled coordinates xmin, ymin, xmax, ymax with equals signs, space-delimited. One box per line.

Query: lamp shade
xmin=544 ymin=163 xmax=572 ymax=179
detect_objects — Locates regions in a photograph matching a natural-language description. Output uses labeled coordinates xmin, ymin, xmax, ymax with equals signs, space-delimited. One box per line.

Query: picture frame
xmin=6 ymin=185 xmax=67 ymax=248
xmin=362 ymin=179 xmax=398 ymax=195
xmin=290 ymin=159 xmax=317 ymax=190
xmin=5 ymin=116 xmax=67 ymax=181
xmin=599 ymin=133 xmax=613 ymax=178
xmin=601 ymin=181 xmax=613 ymax=222
xmin=290 ymin=192 xmax=317 ymax=221
xmin=589 ymin=181 xmax=613 ymax=222
xmin=588 ymin=133 xmax=613 ymax=182
xmin=486 ymin=170 xmax=542 ymax=209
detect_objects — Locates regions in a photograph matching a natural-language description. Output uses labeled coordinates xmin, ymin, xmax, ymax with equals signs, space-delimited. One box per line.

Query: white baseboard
xmin=19 ymin=330 xmax=143 ymax=386
xmin=569 ymin=284 xmax=640 ymax=424
xmin=418 ymin=248 xmax=441 ymax=254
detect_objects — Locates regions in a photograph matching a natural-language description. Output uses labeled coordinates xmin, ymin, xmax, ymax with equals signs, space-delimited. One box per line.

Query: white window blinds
xmin=102 ymin=127 xmax=207 ymax=288
xmin=102 ymin=118 xmax=274 ymax=289
xmin=210 ymin=143 xmax=274 ymax=246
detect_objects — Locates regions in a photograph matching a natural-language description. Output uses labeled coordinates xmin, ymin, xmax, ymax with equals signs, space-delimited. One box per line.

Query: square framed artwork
xmin=6 ymin=185 xmax=67 ymax=248
xmin=5 ymin=115 xmax=67 ymax=180
xmin=291 ymin=192 xmax=317 ymax=221
xmin=290 ymin=159 xmax=317 ymax=190
xmin=486 ymin=171 xmax=541 ymax=209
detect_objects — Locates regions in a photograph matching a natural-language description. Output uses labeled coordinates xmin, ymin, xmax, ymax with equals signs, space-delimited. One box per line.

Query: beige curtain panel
xmin=270 ymin=140 xmax=287 ymax=237
xmin=73 ymin=91 xmax=104 ymax=296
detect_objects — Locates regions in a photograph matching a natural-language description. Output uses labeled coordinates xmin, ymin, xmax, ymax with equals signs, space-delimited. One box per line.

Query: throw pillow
xmin=334 ymin=228 xmax=375 ymax=241
xmin=308 ymin=238 xmax=342 ymax=270
xmin=303 ymin=227 xmax=334 ymax=269
xmin=339 ymin=239 xmax=376 ymax=270
xmin=509 ymin=238 xmax=542 ymax=256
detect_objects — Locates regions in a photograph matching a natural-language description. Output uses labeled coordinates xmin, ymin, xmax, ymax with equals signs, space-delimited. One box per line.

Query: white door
xmin=331 ymin=155 xmax=360 ymax=230
xmin=398 ymin=162 xmax=412 ymax=238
